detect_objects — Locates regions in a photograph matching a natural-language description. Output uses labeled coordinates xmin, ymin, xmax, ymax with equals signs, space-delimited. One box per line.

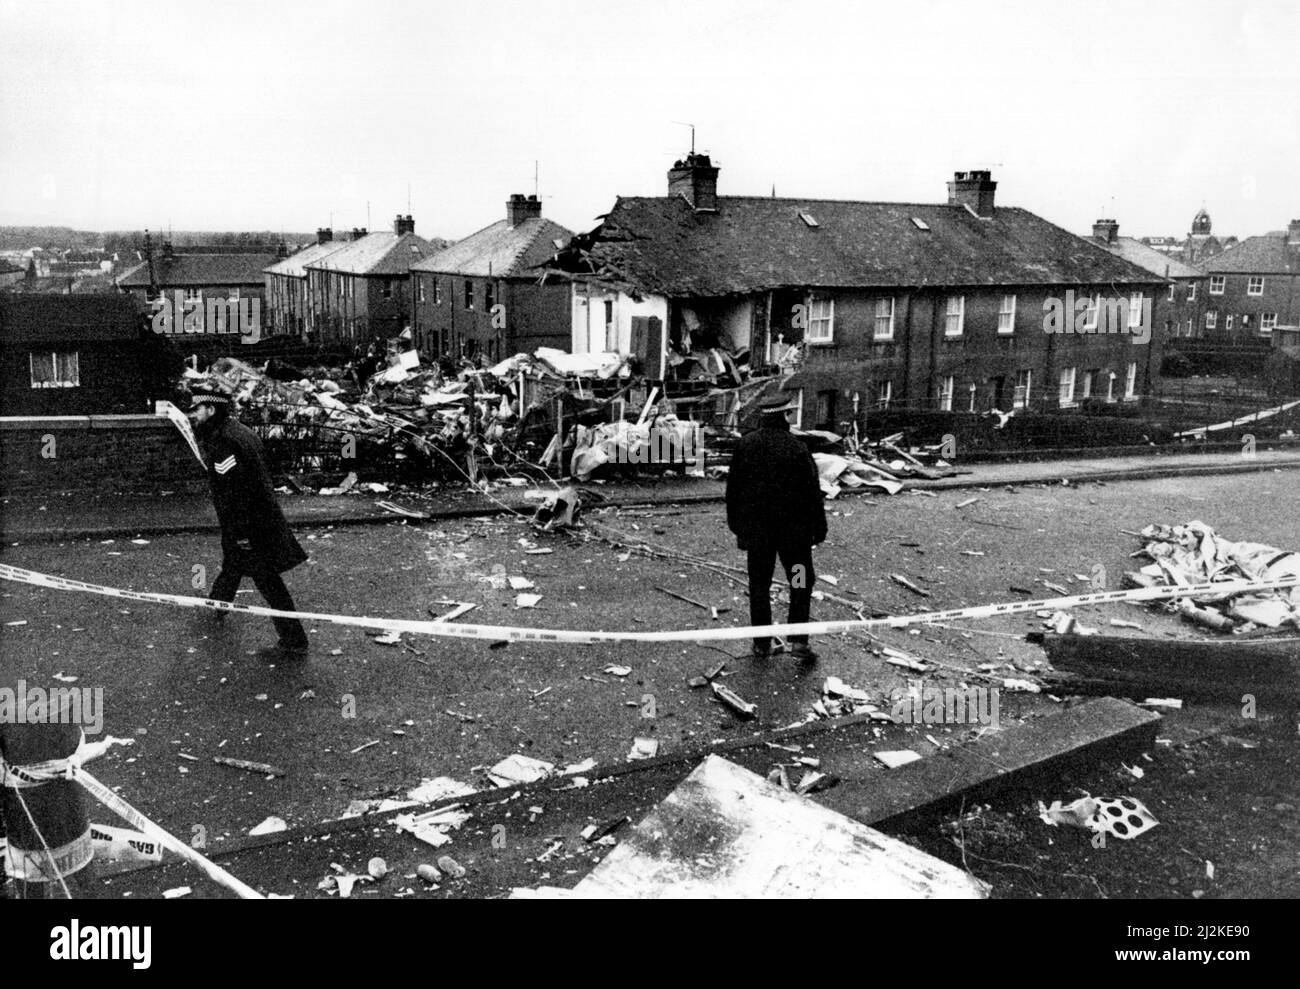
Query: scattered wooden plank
xmin=1041 ymin=632 xmax=1300 ymax=703
xmin=212 ymin=756 xmax=286 ymax=777
xmin=570 ymin=756 xmax=985 ymax=899
xmin=654 ymin=586 xmax=710 ymax=610
xmin=889 ymin=573 xmax=931 ymax=598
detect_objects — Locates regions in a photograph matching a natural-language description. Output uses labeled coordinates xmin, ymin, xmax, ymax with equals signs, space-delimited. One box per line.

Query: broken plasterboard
xmin=567 ymin=755 xmax=985 ymax=899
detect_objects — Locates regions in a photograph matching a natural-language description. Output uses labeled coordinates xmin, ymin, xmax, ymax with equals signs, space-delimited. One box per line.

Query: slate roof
xmin=410 ymin=217 xmax=572 ymax=278
xmin=1199 ymin=234 xmax=1300 ymax=275
xmin=1094 ymin=236 xmax=1202 ymax=279
xmin=0 ymin=293 xmax=143 ymax=343
xmin=116 ymin=252 xmax=276 ymax=288
xmin=303 ymin=231 xmax=436 ymax=277
xmin=264 ymin=240 xmax=349 ymax=279
xmin=556 ymin=196 xmax=1161 ymax=297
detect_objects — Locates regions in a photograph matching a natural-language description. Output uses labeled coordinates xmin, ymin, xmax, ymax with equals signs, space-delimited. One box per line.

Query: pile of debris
xmin=1126 ymin=521 xmax=1300 ymax=632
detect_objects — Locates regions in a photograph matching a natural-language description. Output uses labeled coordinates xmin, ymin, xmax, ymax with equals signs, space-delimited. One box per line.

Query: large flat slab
xmin=568 ymin=755 xmax=986 ymax=899
xmin=817 ymin=697 xmax=1160 ymax=829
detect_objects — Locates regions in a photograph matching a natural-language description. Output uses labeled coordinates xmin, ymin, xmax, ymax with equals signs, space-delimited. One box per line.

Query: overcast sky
xmin=1 ymin=0 xmax=1296 ymax=241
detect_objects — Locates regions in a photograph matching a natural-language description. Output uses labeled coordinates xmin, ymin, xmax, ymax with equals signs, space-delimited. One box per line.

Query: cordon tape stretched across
xmin=1 ymin=733 xmax=262 ymax=899
xmin=2 ymin=563 xmax=1296 ymax=645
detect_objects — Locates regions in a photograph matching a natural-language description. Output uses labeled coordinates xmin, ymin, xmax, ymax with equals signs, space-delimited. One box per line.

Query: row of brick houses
xmin=545 ymin=156 xmax=1167 ymax=425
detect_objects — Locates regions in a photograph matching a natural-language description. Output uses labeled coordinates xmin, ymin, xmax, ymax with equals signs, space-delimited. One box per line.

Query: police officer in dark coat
xmin=191 ymin=383 xmax=310 ymax=661
xmin=725 ymin=392 xmax=827 ymax=661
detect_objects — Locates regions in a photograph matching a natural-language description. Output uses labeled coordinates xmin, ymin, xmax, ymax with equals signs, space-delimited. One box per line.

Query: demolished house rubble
xmin=1125 ymin=521 xmax=1300 ymax=632
xmin=184 ymin=348 xmax=961 ymax=494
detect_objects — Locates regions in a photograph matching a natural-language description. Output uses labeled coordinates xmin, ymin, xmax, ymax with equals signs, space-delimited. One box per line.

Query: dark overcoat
xmin=725 ymin=419 xmax=828 ymax=551
xmin=200 ymin=416 xmax=307 ymax=574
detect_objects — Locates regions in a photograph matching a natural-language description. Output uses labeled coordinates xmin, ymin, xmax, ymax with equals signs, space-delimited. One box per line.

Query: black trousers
xmin=211 ymin=558 xmax=308 ymax=648
xmin=746 ymin=542 xmax=814 ymax=649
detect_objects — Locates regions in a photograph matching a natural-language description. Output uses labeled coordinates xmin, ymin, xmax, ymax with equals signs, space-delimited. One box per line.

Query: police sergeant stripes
xmin=1 ymin=562 xmax=1296 ymax=646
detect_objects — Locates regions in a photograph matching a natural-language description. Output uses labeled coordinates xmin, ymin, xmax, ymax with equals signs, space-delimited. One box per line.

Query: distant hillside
xmin=0 ymin=227 xmax=318 ymax=253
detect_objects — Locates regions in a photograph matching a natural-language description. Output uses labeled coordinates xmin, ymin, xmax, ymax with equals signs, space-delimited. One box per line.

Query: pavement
xmin=5 ymin=446 xmax=1300 ymax=544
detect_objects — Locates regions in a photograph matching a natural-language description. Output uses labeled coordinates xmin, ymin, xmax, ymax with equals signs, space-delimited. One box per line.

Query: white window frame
xmin=1167 ymin=284 xmax=1176 ymax=302
xmin=1205 ymin=311 xmax=1217 ymax=330
xmin=806 ymin=295 xmax=834 ymax=344
xmin=1106 ymin=371 xmax=1117 ymax=403
xmin=418 ymin=279 xmax=426 ymax=303
xmin=998 ymin=294 xmax=1016 ymax=334
xmin=968 ymin=382 xmax=977 ymax=413
xmin=792 ymin=388 xmax=805 ymax=428
xmin=1013 ymin=369 xmax=1031 ymax=409
xmin=876 ymin=379 xmax=892 ymax=409
xmin=1225 ymin=314 xmax=1234 ymax=332
xmin=873 ymin=296 xmax=894 ymax=341
xmin=1083 ymin=293 xmax=1100 ymax=331
xmin=1209 ymin=275 xmax=1225 ymax=295
xmin=1125 ymin=362 xmax=1138 ymax=400
xmin=1059 ymin=367 xmax=1077 ymax=407
xmin=29 ymin=350 xmax=80 ymax=388
xmin=1262 ymin=312 xmax=1278 ymax=333
xmin=1128 ymin=292 xmax=1144 ymax=329
xmin=1248 ymin=276 xmax=1264 ymax=296
xmin=944 ymin=295 xmax=965 ymax=337
xmin=1080 ymin=370 xmax=1093 ymax=400
xmin=1187 ymin=283 xmax=1196 ymax=301
xmin=184 ymin=287 xmax=202 ymax=303
xmin=939 ymin=375 xmax=954 ymax=411
xmin=1186 ymin=318 xmax=1193 ymax=337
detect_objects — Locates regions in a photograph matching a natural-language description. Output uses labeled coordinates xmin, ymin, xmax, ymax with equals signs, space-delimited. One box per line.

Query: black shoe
xmin=789 ymin=643 xmax=819 ymax=664
xmin=256 ymin=643 xmax=309 ymax=663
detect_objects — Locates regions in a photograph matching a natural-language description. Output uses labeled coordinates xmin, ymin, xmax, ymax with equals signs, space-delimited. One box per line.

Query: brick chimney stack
xmin=668 ymin=153 xmax=719 ymax=212
xmin=317 ymin=227 xmax=333 ymax=245
xmin=1092 ymin=219 xmax=1120 ymax=244
xmin=506 ymin=194 xmax=542 ymax=227
xmin=947 ymin=170 xmax=998 ymax=217
xmin=351 ymin=227 xmax=367 ymax=241
xmin=393 ymin=214 xmax=415 ymax=235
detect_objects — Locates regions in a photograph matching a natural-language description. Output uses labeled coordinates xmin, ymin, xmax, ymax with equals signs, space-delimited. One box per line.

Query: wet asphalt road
xmin=2 ymin=470 xmax=1297 ymax=856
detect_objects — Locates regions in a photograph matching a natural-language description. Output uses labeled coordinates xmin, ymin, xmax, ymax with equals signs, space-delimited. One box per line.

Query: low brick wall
xmin=0 ymin=415 xmax=209 ymax=497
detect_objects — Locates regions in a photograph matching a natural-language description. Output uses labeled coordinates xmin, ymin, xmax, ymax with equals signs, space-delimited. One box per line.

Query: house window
xmin=944 ymin=295 xmax=964 ymax=337
xmin=792 ymin=389 xmax=805 ymax=428
xmin=816 ymin=390 xmax=836 ymax=428
xmin=1013 ymin=369 xmax=1031 ymax=409
xmin=1128 ymin=292 xmax=1144 ymax=329
xmin=998 ymin=294 xmax=1016 ymax=334
xmin=485 ymin=282 xmax=496 ymax=313
xmin=1225 ymin=314 xmax=1234 ymax=332
xmin=434 ymin=279 xmax=442 ymax=305
xmin=184 ymin=288 xmax=202 ymax=303
xmin=418 ymin=279 xmax=426 ymax=303
xmin=1167 ymin=284 xmax=1176 ymax=302
xmin=229 ymin=288 xmax=241 ymax=301
xmin=1083 ymin=293 xmax=1100 ymax=331
xmin=29 ymin=350 xmax=80 ymax=388
xmin=1209 ymin=276 xmax=1225 ymax=295
xmin=1186 ymin=318 xmax=1193 ymax=337
xmin=1080 ymin=369 xmax=1096 ymax=400
xmin=968 ymin=382 xmax=977 ymax=413
xmin=1187 ymin=283 xmax=1196 ymax=301
xmin=939 ymin=375 xmax=954 ymax=411
xmin=1262 ymin=312 xmax=1278 ymax=333
xmin=1059 ymin=367 xmax=1077 ymax=406
xmin=1248 ymin=276 xmax=1264 ymax=296
xmin=603 ymin=300 xmax=615 ymax=351
xmin=807 ymin=296 xmax=834 ymax=343
xmin=1106 ymin=371 xmax=1116 ymax=403
xmin=464 ymin=280 xmax=475 ymax=310
xmin=1205 ymin=311 xmax=1217 ymax=330
xmin=1125 ymin=362 xmax=1138 ymax=400
xmin=381 ymin=279 xmax=393 ymax=299
xmin=874 ymin=379 xmax=892 ymax=409
xmin=873 ymin=297 xmax=894 ymax=340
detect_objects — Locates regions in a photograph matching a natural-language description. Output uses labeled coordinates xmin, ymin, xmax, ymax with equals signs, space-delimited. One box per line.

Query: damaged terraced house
xmin=547 ymin=154 xmax=1168 ymax=431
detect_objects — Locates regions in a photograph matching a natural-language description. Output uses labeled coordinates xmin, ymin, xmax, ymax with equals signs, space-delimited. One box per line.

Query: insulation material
xmin=1039 ymin=795 xmax=1158 ymax=842
xmin=813 ymin=453 xmax=905 ymax=498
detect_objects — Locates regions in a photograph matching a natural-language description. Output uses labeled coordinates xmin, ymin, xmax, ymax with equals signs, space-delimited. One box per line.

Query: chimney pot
xmin=506 ymin=192 xmax=542 ymax=227
xmin=947 ymin=169 xmax=997 ymax=217
xmin=667 ymin=152 xmax=720 ymax=212
xmin=1092 ymin=218 xmax=1120 ymax=244
xmin=317 ymin=227 xmax=333 ymax=245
